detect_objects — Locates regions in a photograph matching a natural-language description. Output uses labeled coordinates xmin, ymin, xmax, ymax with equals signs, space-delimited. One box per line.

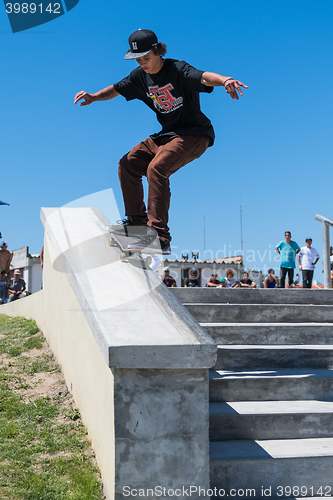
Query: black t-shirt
xmin=163 ymin=276 xmax=176 ymax=287
xmin=9 ymin=277 xmax=25 ymax=292
xmin=240 ymin=279 xmax=253 ymax=285
xmin=184 ymin=278 xmax=200 ymax=287
xmin=114 ymin=58 xmax=215 ymax=146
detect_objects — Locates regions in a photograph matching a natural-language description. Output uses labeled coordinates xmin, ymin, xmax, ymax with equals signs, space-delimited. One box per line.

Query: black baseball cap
xmin=124 ymin=29 xmax=158 ymax=60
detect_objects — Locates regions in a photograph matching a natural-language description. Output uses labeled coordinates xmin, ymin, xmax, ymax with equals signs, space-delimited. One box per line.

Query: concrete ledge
xmin=40 ymin=207 xmax=216 ymax=369
xmin=2 ymin=206 xmax=216 ymax=499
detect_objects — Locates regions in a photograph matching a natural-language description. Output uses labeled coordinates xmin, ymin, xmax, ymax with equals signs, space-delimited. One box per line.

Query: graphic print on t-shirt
xmin=147 ymin=84 xmax=183 ymax=113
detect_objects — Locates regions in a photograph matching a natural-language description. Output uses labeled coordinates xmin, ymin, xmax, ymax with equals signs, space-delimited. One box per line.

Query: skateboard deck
xmin=108 ymin=231 xmax=163 ymax=268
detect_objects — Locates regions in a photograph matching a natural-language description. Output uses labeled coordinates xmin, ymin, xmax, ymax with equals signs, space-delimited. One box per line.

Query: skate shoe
xmin=127 ymin=229 xmax=171 ymax=255
xmin=108 ymin=217 xmax=150 ymax=237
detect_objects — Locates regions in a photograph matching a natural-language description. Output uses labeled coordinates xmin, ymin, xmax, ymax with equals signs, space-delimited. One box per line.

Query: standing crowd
xmin=0 ymin=240 xmax=26 ymax=304
xmin=275 ymin=231 xmax=320 ymax=288
xmin=161 ymin=231 xmax=333 ymax=289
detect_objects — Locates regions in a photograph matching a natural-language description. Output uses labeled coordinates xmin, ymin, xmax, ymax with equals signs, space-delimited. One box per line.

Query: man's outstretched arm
xmin=201 ymin=72 xmax=248 ymax=100
xmin=74 ymin=85 xmax=120 ymax=106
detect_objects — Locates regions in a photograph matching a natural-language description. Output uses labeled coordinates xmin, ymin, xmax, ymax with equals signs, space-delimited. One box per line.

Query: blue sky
xmin=1 ymin=0 xmax=332 ymax=280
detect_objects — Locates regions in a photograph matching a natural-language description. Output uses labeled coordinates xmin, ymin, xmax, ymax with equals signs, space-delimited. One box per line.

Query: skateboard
xmin=108 ymin=231 xmax=162 ymax=269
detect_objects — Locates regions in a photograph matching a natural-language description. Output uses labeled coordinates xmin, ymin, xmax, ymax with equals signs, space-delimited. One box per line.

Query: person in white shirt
xmin=298 ymin=238 xmax=320 ymax=288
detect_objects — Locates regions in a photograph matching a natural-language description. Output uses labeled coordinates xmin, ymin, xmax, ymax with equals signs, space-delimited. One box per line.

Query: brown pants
xmin=118 ymin=134 xmax=209 ymax=243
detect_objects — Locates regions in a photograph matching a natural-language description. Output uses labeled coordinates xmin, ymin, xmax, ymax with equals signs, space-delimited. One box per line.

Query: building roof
xmin=164 ymin=256 xmax=243 ymax=265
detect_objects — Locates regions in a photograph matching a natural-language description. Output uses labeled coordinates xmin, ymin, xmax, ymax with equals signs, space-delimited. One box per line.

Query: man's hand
xmin=201 ymin=72 xmax=248 ymax=100
xmin=225 ymin=79 xmax=248 ymax=100
xmin=74 ymin=91 xmax=96 ymax=106
xmin=74 ymin=85 xmax=119 ymax=105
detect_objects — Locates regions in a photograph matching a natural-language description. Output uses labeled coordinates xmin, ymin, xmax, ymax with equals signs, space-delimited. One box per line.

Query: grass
xmin=0 ymin=314 xmax=105 ymax=500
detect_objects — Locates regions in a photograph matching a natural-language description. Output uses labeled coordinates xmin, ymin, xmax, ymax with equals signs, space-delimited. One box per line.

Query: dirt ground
xmin=0 ymin=329 xmax=100 ymax=467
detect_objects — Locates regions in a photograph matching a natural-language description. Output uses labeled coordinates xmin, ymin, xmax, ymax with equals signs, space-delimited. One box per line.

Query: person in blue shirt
xmin=264 ymin=268 xmax=280 ymax=288
xmin=275 ymin=231 xmax=300 ymax=288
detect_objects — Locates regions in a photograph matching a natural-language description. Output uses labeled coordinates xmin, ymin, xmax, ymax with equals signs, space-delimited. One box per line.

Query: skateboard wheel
xmin=109 ymin=237 xmax=116 ymax=247
xmin=120 ymin=252 xmax=127 ymax=262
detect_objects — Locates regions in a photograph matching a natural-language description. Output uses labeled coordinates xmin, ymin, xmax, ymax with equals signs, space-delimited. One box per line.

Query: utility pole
xmin=240 ymin=167 xmax=243 ymax=257
xmin=203 ymin=214 xmax=206 ymax=259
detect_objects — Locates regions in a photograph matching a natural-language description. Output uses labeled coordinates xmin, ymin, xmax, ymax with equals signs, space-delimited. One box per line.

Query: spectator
xmin=264 ymin=269 xmax=279 ymax=288
xmin=235 ymin=271 xmax=256 ymax=288
xmin=0 ymin=241 xmax=13 ymax=275
xmin=8 ymin=270 xmax=26 ymax=302
xmin=206 ymin=273 xmax=220 ymax=287
xmin=275 ymin=231 xmax=300 ymax=288
xmin=219 ymin=277 xmax=228 ymax=288
xmin=298 ymin=238 xmax=320 ymax=289
xmin=184 ymin=269 xmax=200 ymax=287
xmin=0 ymin=271 xmax=7 ymax=304
xmin=225 ymin=268 xmax=238 ymax=288
xmin=0 ymin=241 xmax=13 ymax=300
xmin=40 ymin=245 xmax=44 ymax=268
xmin=161 ymin=267 xmax=177 ymax=287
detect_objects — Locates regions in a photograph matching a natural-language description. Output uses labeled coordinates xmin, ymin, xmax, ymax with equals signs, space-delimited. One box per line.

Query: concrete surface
xmin=202 ymin=323 xmax=333 ymax=345
xmin=210 ymin=436 xmax=333 ymax=460
xmin=185 ymin=303 xmax=333 ymax=323
xmin=2 ymin=206 xmax=217 ymax=500
xmin=209 ymin=400 xmax=333 ymax=440
xmin=175 ymin=286 xmax=333 ymax=498
xmin=215 ymin=345 xmax=333 ymax=370
xmin=210 ymin=400 xmax=333 ymax=414
xmin=114 ymin=368 xmax=210 ymax=497
xmin=172 ymin=287 xmax=333 ymax=305
xmin=209 ymin=369 xmax=333 ymax=402
xmin=210 ymin=439 xmax=333 ymax=497
xmin=40 ymin=207 xmax=216 ymax=369
xmin=2 ymin=237 xmax=117 ymax=500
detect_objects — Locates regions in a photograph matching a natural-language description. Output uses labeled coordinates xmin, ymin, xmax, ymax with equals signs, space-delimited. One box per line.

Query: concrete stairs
xmin=172 ymin=288 xmax=333 ymax=499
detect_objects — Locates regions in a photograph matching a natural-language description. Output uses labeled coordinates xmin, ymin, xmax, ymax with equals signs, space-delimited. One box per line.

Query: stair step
xmin=209 ymin=400 xmax=333 ymax=440
xmin=202 ymin=323 xmax=333 ymax=345
xmin=184 ymin=303 xmax=333 ymax=323
xmin=174 ymin=288 xmax=333 ymax=497
xmin=210 ymin=436 xmax=333 ymax=459
xmin=171 ymin=287 xmax=333 ymax=305
xmin=210 ymin=437 xmax=333 ymax=498
xmin=215 ymin=345 xmax=333 ymax=370
xmin=209 ymin=369 xmax=333 ymax=401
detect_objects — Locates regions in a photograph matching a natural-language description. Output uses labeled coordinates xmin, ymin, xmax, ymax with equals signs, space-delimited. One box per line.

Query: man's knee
xmin=118 ymin=151 xmax=147 ymax=179
xmin=118 ymin=154 xmax=131 ymax=177
xmin=146 ymin=161 xmax=167 ymax=181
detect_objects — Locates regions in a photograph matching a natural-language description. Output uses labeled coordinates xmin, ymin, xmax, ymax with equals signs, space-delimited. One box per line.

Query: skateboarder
xmin=74 ymin=29 xmax=248 ymax=254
